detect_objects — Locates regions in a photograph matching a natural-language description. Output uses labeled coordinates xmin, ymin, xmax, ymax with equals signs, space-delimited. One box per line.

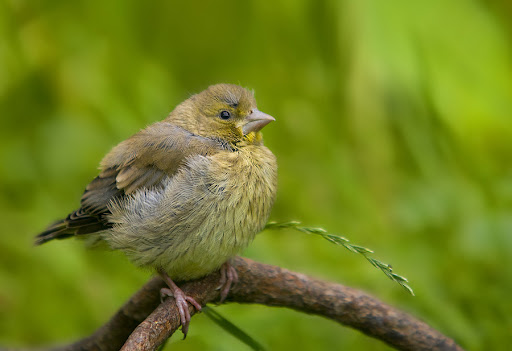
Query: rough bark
xmin=47 ymin=257 xmax=464 ymax=351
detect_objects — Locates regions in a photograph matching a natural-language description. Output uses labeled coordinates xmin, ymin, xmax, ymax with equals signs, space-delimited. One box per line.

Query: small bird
xmin=35 ymin=84 xmax=278 ymax=336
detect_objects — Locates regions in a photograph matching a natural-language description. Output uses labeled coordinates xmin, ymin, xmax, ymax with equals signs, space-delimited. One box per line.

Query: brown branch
xmin=57 ymin=257 xmax=464 ymax=351
xmin=51 ymin=277 xmax=164 ymax=351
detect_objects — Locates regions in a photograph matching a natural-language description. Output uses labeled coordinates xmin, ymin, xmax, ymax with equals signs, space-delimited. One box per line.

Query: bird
xmin=35 ymin=83 xmax=278 ymax=336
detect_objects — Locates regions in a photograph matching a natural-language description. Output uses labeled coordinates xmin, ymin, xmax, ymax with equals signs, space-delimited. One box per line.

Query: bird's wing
xmin=35 ymin=122 xmax=230 ymax=243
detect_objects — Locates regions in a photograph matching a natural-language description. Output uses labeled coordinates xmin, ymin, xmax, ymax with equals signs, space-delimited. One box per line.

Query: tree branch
xmin=54 ymin=257 xmax=464 ymax=351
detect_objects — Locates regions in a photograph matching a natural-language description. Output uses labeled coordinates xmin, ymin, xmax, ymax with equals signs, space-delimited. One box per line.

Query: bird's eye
xmin=220 ymin=110 xmax=231 ymax=120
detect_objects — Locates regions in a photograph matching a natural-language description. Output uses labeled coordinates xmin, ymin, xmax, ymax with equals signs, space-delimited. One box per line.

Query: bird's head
xmin=166 ymin=84 xmax=275 ymax=145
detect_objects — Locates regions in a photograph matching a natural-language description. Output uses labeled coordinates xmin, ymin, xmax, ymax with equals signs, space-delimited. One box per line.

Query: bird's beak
xmin=242 ymin=109 xmax=275 ymax=135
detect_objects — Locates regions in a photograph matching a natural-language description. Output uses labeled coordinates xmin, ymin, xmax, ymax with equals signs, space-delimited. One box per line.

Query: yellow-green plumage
xmin=36 ymin=84 xmax=277 ymax=283
xmin=107 ymin=143 xmax=276 ymax=280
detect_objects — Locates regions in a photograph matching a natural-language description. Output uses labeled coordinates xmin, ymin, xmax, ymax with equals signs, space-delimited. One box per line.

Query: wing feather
xmin=35 ymin=122 xmax=231 ymax=244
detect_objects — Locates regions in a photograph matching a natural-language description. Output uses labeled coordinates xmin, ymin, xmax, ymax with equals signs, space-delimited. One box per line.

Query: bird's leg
xmin=217 ymin=261 xmax=239 ymax=303
xmin=158 ymin=269 xmax=202 ymax=338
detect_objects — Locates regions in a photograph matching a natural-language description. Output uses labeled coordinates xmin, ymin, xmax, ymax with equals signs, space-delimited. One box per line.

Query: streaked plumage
xmin=107 ymin=137 xmax=276 ymax=280
xmin=36 ymin=84 xmax=277 ymax=335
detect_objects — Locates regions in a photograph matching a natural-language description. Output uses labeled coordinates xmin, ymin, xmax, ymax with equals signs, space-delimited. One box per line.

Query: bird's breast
xmin=106 ymin=145 xmax=277 ymax=280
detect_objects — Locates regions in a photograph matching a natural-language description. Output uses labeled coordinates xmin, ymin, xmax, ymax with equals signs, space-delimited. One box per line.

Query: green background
xmin=1 ymin=0 xmax=511 ymax=350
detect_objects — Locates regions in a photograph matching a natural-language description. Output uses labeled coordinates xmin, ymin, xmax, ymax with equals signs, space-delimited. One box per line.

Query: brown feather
xmin=35 ymin=123 xmax=231 ymax=244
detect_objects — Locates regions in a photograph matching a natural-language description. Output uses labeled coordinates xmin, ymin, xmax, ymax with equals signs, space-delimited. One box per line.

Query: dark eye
xmin=220 ymin=110 xmax=231 ymax=120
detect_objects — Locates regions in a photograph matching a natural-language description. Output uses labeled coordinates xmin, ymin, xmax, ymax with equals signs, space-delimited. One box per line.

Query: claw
xmin=158 ymin=269 xmax=202 ymax=338
xmin=217 ymin=261 xmax=238 ymax=303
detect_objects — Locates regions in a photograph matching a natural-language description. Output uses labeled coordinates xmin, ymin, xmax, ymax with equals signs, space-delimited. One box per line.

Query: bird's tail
xmin=34 ymin=219 xmax=74 ymax=245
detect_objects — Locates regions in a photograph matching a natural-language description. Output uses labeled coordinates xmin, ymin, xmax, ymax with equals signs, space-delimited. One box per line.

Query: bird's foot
xmin=159 ymin=270 xmax=202 ymax=338
xmin=217 ymin=261 xmax=238 ymax=303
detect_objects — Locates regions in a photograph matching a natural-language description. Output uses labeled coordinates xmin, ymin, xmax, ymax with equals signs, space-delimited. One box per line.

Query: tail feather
xmin=34 ymin=220 xmax=73 ymax=245
xmin=35 ymin=211 xmax=111 ymax=245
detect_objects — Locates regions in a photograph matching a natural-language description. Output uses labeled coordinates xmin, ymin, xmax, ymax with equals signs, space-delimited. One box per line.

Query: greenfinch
xmin=35 ymin=84 xmax=278 ymax=335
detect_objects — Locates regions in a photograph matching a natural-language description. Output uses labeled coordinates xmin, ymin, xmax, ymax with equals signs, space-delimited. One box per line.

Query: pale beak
xmin=242 ymin=109 xmax=275 ymax=135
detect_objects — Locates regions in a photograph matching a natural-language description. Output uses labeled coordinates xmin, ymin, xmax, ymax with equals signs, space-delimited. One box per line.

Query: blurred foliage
xmin=1 ymin=0 xmax=511 ymax=350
